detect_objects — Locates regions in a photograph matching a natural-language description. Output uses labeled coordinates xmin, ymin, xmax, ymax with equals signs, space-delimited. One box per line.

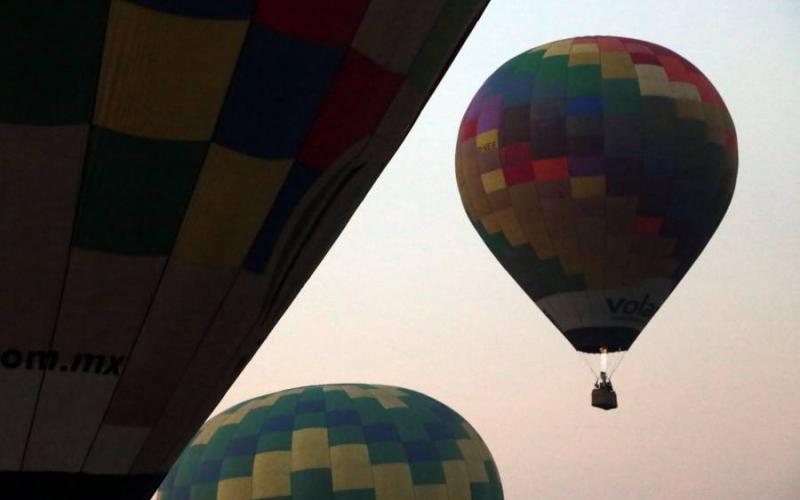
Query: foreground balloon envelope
xmin=0 ymin=1 xmax=488 ymax=498
xmin=456 ymin=36 xmax=737 ymax=380
xmin=158 ymin=384 xmax=503 ymax=499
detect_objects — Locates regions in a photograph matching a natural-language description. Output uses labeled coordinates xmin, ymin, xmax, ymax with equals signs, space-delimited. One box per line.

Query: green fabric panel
xmin=405 ymin=0 xmax=488 ymax=92
xmin=367 ymin=442 xmax=406 ymax=465
xmin=410 ymin=461 xmax=446 ymax=485
xmin=73 ymin=127 xmax=207 ymax=254
xmin=334 ymin=490 xmax=376 ymax=500
xmin=567 ymin=65 xmax=602 ymax=97
xmin=388 ymin=408 xmax=428 ymax=442
xmin=189 ymin=482 xmax=218 ymax=500
xmin=434 ymin=440 xmax=463 ymax=460
xmin=0 ymin=0 xmax=109 ymax=124
xmin=220 ymin=455 xmax=253 ymax=479
xmin=291 ymin=469 xmax=333 ymax=500
xmin=328 ymin=425 xmax=366 ymax=446
xmin=535 ymin=55 xmax=569 ymax=87
xmin=201 ymin=425 xmax=237 ymax=462
xmin=353 ymin=398 xmax=390 ymax=426
xmin=294 ymin=412 xmax=327 ymax=430
xmin=257 ymin=431 xmax=293 ymax=453
xmin=324 ymin=390 xmax=353 ymax=411
xmin=601 ymin=78 xmax=641 ymax=114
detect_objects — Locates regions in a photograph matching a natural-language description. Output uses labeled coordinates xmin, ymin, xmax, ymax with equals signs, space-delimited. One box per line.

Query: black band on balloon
xmin=564 ymin=327 xmax=640 ymax=353
xmin=0 ymin=471 xmax=163 ymax=500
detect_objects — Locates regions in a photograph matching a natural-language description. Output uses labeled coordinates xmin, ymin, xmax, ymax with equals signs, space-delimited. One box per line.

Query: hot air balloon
xmin=455 ymin=36 xmax=737 ymax=410
xmin=157 ymin=384 xmax=503 ymax=500
xmin=0 ymin=1 xmax=489 ymax=498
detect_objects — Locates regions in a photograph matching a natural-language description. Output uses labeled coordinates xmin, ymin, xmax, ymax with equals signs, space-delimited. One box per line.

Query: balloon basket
xmin=591 ymin=387 xmax=618 ymax=410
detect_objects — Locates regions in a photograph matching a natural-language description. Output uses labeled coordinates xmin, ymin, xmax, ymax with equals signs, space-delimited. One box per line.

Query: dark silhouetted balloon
xmin=0 ymin=1 xmax=488 ymax=498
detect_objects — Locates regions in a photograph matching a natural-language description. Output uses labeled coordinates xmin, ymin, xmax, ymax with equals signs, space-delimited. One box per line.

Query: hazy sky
xmin=212 ymin=1 xmax=799 ymax=498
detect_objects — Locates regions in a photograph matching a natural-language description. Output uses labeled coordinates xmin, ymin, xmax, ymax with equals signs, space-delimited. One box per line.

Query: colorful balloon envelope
xmin=158 ymin=384 xmax=503 ymax=500
xmin=455 ymin=36 xmax=737 ymax=407
xmin=0 ymin=1 xmax=488 ymax=498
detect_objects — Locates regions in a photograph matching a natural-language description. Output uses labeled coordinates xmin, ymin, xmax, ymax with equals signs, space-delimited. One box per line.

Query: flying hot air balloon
xmin=455 ymin=36 xmax=737 ymax=410
xmin=0 ymin=1 xmax=489 ymax=498
xmin=158 ymin=384 xmax=504 ymax=500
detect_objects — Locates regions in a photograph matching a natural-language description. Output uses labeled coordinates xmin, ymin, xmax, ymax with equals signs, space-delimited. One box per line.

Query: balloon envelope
xmin=158 ymin=384 xmax=503 ymax=500
xmin=0 ymin=1 xmax=488 ymax=498
xmin=456 ymin=36 xmax=737 ymax=357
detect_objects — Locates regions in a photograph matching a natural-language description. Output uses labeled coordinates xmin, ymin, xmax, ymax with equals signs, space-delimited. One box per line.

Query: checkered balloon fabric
xmin=455 ymin=36 xmax=737 ymax=353
xmin=158 ymin=384 xmax=503 ymax=500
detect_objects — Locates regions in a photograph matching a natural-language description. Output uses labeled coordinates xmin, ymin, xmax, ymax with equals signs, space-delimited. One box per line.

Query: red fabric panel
xmin=254 ymin=0 xmax=370 ymax=45
xmin=533 ymin=158 xmax=569 ymax=181
xmin=658 ymin=55 xmax=691 ymax=82
xmin=631 ymin=53 xmax=660 ymax=66
xmin=597 ymin=36 xmax=626 ymax=52
xmin=459 ymin=118 xmax=478 ymax=141
xmin=299 ymin=49 xmax=404 ymax=169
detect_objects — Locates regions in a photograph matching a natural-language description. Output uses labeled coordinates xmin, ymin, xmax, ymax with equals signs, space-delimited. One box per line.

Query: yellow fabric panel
xmin=252 ymin=451 xmax=291 ymax=498
xmin=94 ymin=0 xmax=249 ymax=140
xmin=572 ymin=43 xmax=599 ymax=54
xmin=375 ymin=394 xmax=407 ymax=409
xmin=494 ymin=207 xmax=527 ymax=247
xmin=371 ymin=386 xmax=408 ymax=397
xmin=372 ymin=463 xmax=414 ymax=500
xmin=463 ymin=156 xmax=493 ymax=218
xmin=173 ymin=146 xmax=293 ymax=267
xmin=638 ymin=78 xmax=672 ymax=97
xmin=217 ymin=477 xmax=252 ymax=500
xmin=476 ymin=130 xmax=499 ymax=151
xmin=342 ymin=386 xmax=372 ymax=399
xmin=509 ymin=183 xmax=556 ymax=258
xmin=568 ymin=51 xmax=600 ymax=66
xmin=291 ymin=428 xmax=330 ymax=471
xmin=456 ymin=439 xmax=489 ymax=482
xmin=414 ymin=485 xmax=448 ymax=500
xmin=635 ymin=63 xmax=669 ymax=81
xmin=442 ymin=460 xmax=471 ymax=498
xmin=671 ymin=82 xmax=701 ymax=101
xmin=224 ymin=394 xmax=281 ymax=425
xmin=601 ymin=52 xmax=636 ymax=79
xmin=331 ymin=444 xmax=373 ymax=492
xmin=191 ymin=414 xmax=232 ymax=446
xmin=543 ymin=39 xmax=572 ymax=57
xmin=571 ymin=176 xmax=606 ymax=198
xmin=480 ymin=169 xmax=506 ymax=194
xmin=462 ymin=424 xmax=492 ymax=460
xmin=480 ymin=214 xmax=501 ymax=234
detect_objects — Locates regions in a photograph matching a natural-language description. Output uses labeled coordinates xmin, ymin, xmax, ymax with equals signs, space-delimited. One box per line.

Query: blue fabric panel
xmin=215 ymin=26 xmax=345 ymax=159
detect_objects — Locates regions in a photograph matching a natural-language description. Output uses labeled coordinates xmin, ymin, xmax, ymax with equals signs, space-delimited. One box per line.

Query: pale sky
xmin=211 ymin=1 xmax=800 ymax=498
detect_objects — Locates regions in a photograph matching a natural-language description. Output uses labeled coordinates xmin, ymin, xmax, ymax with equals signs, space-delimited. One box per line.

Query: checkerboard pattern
xmin=157 ymin=384 xmax=503 ymax=500
xmin=456 ymin=37 xmax=737 ymax=345
xmin=0 ymin=0 xmax=490 ymax=489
